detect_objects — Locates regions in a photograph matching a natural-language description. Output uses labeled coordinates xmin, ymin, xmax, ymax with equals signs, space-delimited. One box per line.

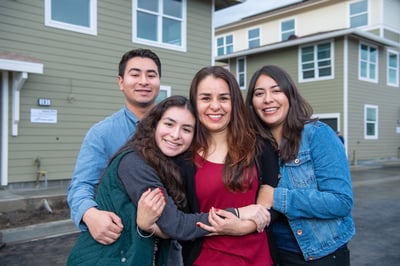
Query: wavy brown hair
xmin=118 ymin=95 xmax=194 ymax=208
xmin=245 ymin=65 xmax=316 ymax=164
xmin=189 ymin=66 xmax=257 ymax=192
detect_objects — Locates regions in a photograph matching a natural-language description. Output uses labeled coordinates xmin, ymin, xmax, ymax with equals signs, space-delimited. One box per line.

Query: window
xmin=155 ymin=86 xmax=171 ymax=103
xmin=237 ymin=57 xmax=246 ymax=89
xmin=313 ymin=113 xmax=341 ymax=133
xmin=281 ymin=19 xmax=295 ymax=41
xmin=359 ymin=43 xmax=378 ymax=82
xmin=350 ymin=0 xmax=368 ymax=28
xmin=364 ymin=105 xmax=378 ymax=139
xmin=45 ymin=0 xmax=97 ymax=35
xmin=387 ymin=50 xmax=399 ymax=87
xmin=216 ymin=34 xmax=233 ymax=56
xmin=300 ymin=42 xmax=333 ymax=81
xmin=133 ymin=0 xmax=186 ymax=51
xmin=248 ymin=28 xmax=260 ymax=49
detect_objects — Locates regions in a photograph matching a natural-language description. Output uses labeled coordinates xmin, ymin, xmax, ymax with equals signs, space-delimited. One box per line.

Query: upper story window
xmin=216 ymin=34 xmax=233 ymax=56
xmin=364 ymin=104 xmax=378 ymax=139
xmin=387 ymin=50 xmax=399 ymax=87
xmin=133 ymin=0 xmax=186 ymax=51
xmin=300 ymin=42 xmax=333 ymax=82
xmin=349 ymin=0 xmax=368 ymax=28
xmin=281 ymin=18 xmax=295 ymax=41
xmin=236 ymin=57 xmax=246 ymax=89
xmin=45 ymin=0 xmax=97 ymax=35
xmin=359 ymin=43 xmax=378 ymax=82
xmin=248 ymin=28 xmax=260 ymax=49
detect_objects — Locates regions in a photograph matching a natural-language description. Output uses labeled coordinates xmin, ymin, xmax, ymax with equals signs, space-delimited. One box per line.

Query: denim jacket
xmin=67 ymin=106 xmax=138 ymax=230
xmin=273 ymin=121 xmax=355 ymax=261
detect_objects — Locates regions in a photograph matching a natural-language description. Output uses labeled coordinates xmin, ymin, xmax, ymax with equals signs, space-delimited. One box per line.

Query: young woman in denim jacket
xmin=245 ymin=65 xmax=355 ymax=265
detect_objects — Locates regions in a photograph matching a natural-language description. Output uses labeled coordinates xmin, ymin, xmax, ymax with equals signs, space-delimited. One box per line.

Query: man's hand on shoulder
xmin=83 ymin=207 xmax=124 ymax=245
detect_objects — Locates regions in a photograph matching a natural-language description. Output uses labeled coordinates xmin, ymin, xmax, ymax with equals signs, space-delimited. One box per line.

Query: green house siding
xmin=235 ymin=43 xmax=345 ymax=121
xmin=228 ymin=35 xmax=399 ymax=162
xmin=0 ymin=0 xmax=213 ymax=184
xmin=346 ymin=37 xmax=400 ymax=162
xmin=383 ymin=29 xmax=400 ymax=43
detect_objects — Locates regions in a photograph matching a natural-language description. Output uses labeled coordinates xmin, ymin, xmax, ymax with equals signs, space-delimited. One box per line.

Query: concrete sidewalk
xmin=0 ymin=184 xmax=77 ymax=244
xmin=1 ymin=158 xmax=400 ymax=245
xmin=0 ymin=185 xmax=68 ymax=212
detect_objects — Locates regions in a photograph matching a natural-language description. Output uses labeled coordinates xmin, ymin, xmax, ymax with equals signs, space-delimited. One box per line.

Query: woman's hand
xmin=136 ymin=188 xmax=166 ymax=232
xmin=196 ymin=207 xmax=260 ymax=236
xmin=238 ymin=204 xmax=271 ymax=232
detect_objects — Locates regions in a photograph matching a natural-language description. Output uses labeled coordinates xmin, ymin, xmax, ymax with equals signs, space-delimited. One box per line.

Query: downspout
xmin=1 ymin=71 xmax=9 ymax=186
xmin=211 ymin=0 xmax=216 ymax=66
xmin=343 ymin=36 xmax=349 ymax=158
xmin=12 ymin=72 xmax=28 ymax=136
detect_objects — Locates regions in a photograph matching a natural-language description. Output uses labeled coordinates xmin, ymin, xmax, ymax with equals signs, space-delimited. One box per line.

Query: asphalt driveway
xmin=1 ymin=166 xmax=399 ymax=266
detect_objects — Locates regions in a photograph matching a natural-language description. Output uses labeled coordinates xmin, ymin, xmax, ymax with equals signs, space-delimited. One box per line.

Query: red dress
xmin=193 ymin=155 xmax=273 ymax=266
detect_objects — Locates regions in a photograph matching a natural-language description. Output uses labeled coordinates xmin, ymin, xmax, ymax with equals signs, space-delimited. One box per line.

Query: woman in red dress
xmin=180 ymin=66 xmax=279 ymax=266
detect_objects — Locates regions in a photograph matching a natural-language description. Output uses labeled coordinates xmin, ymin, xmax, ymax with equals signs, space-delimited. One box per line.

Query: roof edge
xmin=216 ymin=28 xmax=400 ymax=61
xmin=0 ymin=52 xmax=43 ymax=74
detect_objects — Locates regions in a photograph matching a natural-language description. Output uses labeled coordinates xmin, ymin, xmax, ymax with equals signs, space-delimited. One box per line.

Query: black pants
xmin=277 ymin=246 xmax=350 ymax=266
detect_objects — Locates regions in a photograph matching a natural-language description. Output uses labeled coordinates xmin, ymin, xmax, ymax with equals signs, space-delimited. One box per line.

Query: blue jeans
xmin=277 ymin=246 xmax=350 ymax=266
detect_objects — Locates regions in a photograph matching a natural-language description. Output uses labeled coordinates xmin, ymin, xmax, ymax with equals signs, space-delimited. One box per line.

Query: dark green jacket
xmin=67 ymin=150 xmax=170 ymax=266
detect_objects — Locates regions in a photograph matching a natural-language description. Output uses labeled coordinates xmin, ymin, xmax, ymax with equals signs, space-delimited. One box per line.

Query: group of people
xmin=67 ymin=48 xmax=355 ymax=266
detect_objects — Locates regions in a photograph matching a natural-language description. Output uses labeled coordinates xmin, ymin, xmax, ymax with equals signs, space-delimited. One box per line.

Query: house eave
xmin=0 ymin=52 xmax=43 ymax=74
xmin=215 ymin=0 xmax=245 ymax=11
xmin=216 ymin=28 xmax=400 ymax=61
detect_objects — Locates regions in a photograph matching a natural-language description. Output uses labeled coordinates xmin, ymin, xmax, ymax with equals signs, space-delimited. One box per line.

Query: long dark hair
xmin=119 ymin=95 xmax=194 ymax=208
xmin=245 ymin=65 xmax=316 ymax=163
xmin=189 ymin=66 xmax=257 ymax=192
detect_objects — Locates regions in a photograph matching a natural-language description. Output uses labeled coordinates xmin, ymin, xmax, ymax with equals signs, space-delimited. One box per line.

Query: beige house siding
xmin=217 ymin=0 xmax=387 ymax=52
xmin=0 ymin=0 xmax=214 ymax=184
xmin=383 ymin=0 xmax=400 ymax=30
xmin=369 ymin=0 xmax=384 ymax=27
xmin=295 ymin=3 xmax=347 ymax=36
xmin=217 ymin=0 xmax=400 ymax=54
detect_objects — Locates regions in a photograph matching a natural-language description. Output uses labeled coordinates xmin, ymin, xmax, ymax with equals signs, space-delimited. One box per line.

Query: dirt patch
xmin=0 ymin=200 xmax=70 ymax=230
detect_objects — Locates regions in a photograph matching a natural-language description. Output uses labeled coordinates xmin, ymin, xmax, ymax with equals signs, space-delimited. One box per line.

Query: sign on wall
xmin=30 ymin=108 xmax=57 ymax=124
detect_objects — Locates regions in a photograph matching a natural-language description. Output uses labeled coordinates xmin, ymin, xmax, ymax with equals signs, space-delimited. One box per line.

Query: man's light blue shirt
xmin=67 ymin=106 xmax=139 ymax=230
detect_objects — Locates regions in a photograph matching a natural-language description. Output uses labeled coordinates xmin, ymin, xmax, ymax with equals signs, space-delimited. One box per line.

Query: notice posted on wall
xmin=30 ymin=108 xmax=57 ymax=124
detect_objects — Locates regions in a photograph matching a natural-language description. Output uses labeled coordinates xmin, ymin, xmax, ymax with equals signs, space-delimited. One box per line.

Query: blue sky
xmin=215 ymin=0 xmax=302 ymax=27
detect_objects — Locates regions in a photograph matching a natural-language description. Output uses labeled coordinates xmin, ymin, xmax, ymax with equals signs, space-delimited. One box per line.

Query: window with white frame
xmin=133 ymin=0 xmax=186 ymax=51
xmin=300 ymin=42 xmax=333 ymax=81
xmin=44 ymin=0 xmax=97 ymax=35
xmin=350 ymin=0 xmax=368 ymax=28
xmin=216 ymin=34 xmax=233 ymax=56
xmin=387 ymin=50 xmax=399 ymax=87
xmin=359 ymin=43 xmax=378 ymax=82
xmin=155 ymin=85 xmax=171 ymax=103
xmin=248 ymin=28 xmax=260 ymax=49
xmin=364 ymin=105 xmax=378 ymax=139
xmin=216 ymin=37 xmax=224 ymax=56
xmin=237 ymin=57 xmax=246 ymax=89
xmin=281 ymin=18 xmax=295 ymax=41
